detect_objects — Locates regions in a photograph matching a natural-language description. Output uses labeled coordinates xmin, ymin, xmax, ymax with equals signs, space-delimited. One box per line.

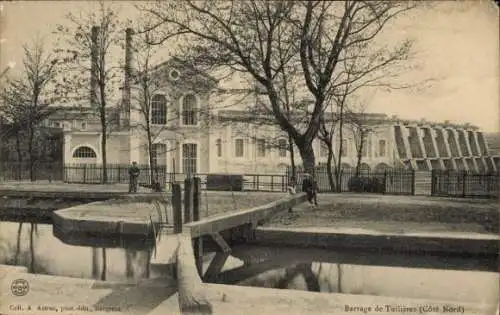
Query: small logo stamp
xmin=10 ymin=279 xmax=29 ymax=296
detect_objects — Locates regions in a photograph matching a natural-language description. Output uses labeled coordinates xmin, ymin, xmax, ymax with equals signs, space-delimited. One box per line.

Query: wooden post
xmin=184 ymin=177 xmax=192 ymax=223
xmin=172 ymin=183 xmax=182 ymax=233
xmin=193 ymin=177 xmax=201 ymax=221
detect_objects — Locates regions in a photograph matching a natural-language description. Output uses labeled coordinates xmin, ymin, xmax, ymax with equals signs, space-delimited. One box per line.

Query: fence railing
xmin=287 ymin=166 xmax=415 ymax=195
xmin=2 ymin=162 xmax=499 ymax=198
xmin=431 ymin=170 xmax=500 ymax=198
xmin=63 ymin=164 xmax=288 ymax=192
xmin=0 ymin=161 xmax=64 ymax=182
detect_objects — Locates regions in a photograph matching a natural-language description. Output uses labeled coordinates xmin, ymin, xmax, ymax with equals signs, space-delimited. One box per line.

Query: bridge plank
xmin=183 ymin=193 xmax=307 ymax=238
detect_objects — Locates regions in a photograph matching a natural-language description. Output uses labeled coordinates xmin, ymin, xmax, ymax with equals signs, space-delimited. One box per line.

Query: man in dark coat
xmin=128 ymin=161 xmax=140 ymax=193
xmin=301 ymin=173 xmax=318 ymax=207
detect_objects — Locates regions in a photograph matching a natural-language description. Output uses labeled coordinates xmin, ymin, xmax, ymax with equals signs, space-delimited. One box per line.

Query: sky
xmin=0 ymin=1 xmax=499 ymax=132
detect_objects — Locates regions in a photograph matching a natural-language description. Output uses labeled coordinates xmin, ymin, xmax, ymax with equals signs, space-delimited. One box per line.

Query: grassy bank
xmin=266 ymin=193 xmax=499 ymax=234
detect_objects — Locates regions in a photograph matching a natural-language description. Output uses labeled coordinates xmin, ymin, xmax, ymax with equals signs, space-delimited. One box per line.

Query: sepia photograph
xmin=0 ymin=1 xmax=498 ymax=314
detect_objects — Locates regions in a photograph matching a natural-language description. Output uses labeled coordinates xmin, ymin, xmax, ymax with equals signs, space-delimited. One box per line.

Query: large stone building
xmin=34 ymin=27 xmax=500 ymax=177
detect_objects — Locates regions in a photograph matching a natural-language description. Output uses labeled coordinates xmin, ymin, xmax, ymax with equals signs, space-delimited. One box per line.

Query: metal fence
xmin=0 ymin=161 xmax=64 ymax=181
xmin=62 ymin=164 xmax=288 ymax=192
xmin=431 ymin=170 xmax=500 ymax=198
xmin=288 ymin=166 xmax=415 ymax=195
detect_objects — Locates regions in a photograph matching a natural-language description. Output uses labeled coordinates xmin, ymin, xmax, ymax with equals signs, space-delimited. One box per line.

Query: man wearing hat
xmin=301 ymin=173 xmax=318 ymax=208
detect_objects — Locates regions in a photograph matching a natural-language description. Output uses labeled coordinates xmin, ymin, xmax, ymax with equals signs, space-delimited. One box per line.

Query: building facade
xmin=40 ymin=56 xmax=499 ymax=176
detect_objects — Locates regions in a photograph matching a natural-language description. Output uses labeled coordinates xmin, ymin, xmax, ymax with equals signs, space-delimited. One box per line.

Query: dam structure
xmin=392 ymin=119 xmax=498 ymax=172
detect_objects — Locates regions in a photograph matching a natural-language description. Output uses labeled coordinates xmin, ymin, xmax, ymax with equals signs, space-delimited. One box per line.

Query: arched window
xmin=152 ymin=143 xmax=167 ymax=167
xmin=151 ymin=94 xmax=167 ymax=125
xmin=73 ymin=146 xmax=97 ymax=158
xmin=182 ymin=94 xmax=198 ymax=126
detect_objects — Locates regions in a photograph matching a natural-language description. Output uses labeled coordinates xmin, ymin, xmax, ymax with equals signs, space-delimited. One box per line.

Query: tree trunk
xmin=101 ymin=130 xmax=108 ymax=184
xmin=298 ymin=141 xmax=316 ymax=176
xmin=28 ymin=126 xmax=36 ymax=182
xmin=15 ymin=134 xmax=22 ymax=181
xmin=335 ymin=108 xmax=345 ymax=192
xmin=147 ymin=127 xmax=156 ymax=187
xmin=15 ymin=223 xmax=22 ymax=264
xmin=355 ymin=131 xmax=366 ymax=177
xmin=29 ymin=223 xmax=35 ymax=273
xmin=288 ymin=134 xmax=296 ymax=179
xmin=101 ymin=248 xmax=107 ymax=281
xmin=92 ymin=248 xmax=99 ymax=279
xmin=326 ymin=146 xmax=336 ymax=192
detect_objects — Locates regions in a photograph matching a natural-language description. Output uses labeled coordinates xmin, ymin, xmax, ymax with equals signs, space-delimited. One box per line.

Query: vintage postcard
xmin=0 ymin=1 xmax=498 ymax=315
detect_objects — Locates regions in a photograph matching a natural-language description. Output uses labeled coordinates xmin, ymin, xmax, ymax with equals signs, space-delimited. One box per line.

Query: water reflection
xmin=0 ymin=222 xmax=155 ymax=281
xmin=208 ymin=251 xmax=499 ymax=305
xmin=227 ymin=260 xmax=499 ymax=304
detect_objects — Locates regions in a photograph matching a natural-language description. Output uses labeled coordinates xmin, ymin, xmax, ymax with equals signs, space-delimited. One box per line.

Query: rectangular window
xmin=379 ymin=139 xmax=386 ymax=157
xmin=182 ymin=143 xmax=197 ymax=174
xmin=341 ymin=139 xmax=348 ymax=157
xmin=152 ymin=143 xmax=167 ymax=167
xmin=182 ymin=94 xmax=198 ymax=126
xmin=361 ymin=138 xmax=368 ymax=157
xmin=278 ymin=139 xmax=287 ymax=157
xmin=151 ymin=95 xmax=167 ymax=125
xmin=256 ymin=139 xmax=266 ymax=157
xmin=320 ymin=142 xmax=329 ymax=157
xmin=216 ymin=139 xmax=222 ymax=157
xmin=235 ymin=139 xmax=244 ymax=157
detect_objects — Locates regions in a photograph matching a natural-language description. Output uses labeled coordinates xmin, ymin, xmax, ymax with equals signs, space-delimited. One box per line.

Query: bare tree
xmin=346 ymin=107 xmax=374 ymax=176
xmin=138 ymin=1 xmax=418 ymax=176
xmin=138 ymin=1 xmax=327 ymax=173
xmin=127 ymin=29 xmax=162 ymax=187
xmin=54 ymin=2 xmax=125 ymax=183
xmin=0 ymin=39 xmax=60 ymax=181
xmin=311 ymin=1 xmax=417 ymax=191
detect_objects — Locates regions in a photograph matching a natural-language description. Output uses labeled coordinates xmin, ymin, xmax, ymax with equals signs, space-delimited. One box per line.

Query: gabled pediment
xmin=136 ymin=57 xmax=218 ymax=93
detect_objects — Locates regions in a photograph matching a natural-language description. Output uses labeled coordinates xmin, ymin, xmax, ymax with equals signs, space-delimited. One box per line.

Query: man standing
xmin=301 ymin=173 xmax=318 ymax=208
xmin=128 ymin=161 xmax=140 ymax=193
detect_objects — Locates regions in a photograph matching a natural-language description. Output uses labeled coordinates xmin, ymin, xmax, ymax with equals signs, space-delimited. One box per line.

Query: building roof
xmin=216 ymin=110 xmax=481 ymax=131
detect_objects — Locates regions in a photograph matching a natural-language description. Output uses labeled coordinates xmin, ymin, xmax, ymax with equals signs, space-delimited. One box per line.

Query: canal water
xmin=0 ymin=221 xmax=498 ymax=305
